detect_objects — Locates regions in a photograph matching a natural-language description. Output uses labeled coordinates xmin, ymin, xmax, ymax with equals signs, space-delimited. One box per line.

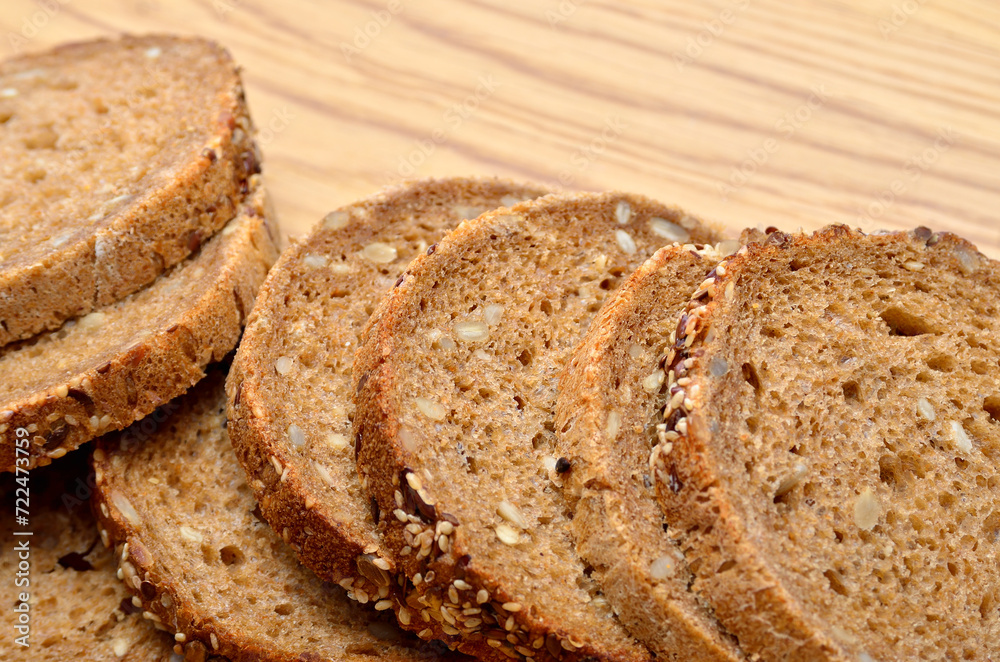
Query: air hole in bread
xmin=880 ymin=306 xmax=938 ymax=337
xmin=842 ymin=381 xmax=862 ymax=404
xmin=219 ymin=545 xmax=245 ymax=566
xmin=983 ymin=396 xmax=1000 ymax=423
xmin=274 ymin=602 xmax=294 ymax=616
xmin=517 ymin=349 xmax=532 ymax=367
xmin=971 ymin=360 xmax=990 ymax=375
xmin=513 ymin=395 xmax=526 ymax=410
xmin=824 ymin=569 xmax=850 ymax=596
xmin=927 ymin=354 xmax=958 ymax=372
xmin=741 ymin=362 xmax=762 ymax=394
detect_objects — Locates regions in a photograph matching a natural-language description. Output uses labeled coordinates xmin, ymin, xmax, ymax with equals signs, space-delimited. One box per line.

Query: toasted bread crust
xmin=0 ymin=35 xmax=258 ymax=345
xmin=226 ymin=177 xmax=549 ymax=653
xmin=554 ymin=244 xmax=746 ymax=662
xmin=652 ymin=226 xmax=1000 ymax=661
xmin=0 ymin=180 xmax=278 ymax=472
xmin=353 ymin=193 xmax=722 ymax=662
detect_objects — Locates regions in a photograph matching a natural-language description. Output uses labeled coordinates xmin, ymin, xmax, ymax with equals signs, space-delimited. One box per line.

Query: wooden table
xmin=4 ymin=0 xmax=998 ymax=256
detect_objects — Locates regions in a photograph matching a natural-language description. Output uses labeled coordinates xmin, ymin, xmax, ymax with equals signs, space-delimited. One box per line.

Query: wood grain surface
xmin=3 ymin=0 xmax=998 ymax=255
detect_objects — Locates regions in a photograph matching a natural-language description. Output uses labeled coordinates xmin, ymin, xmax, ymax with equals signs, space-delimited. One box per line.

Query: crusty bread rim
xmin=0 ymin=35 xmax=259 ymax=346
xmin=226 ymin=177 xmax=551 ymax=656
xmin=0 ymin=179 xmax=278 ymax=473
xmin=556 ymin=242 xmax=747 ymax=662
xmin=351 ymin=192 xmax=720 ymax=662
xmin=648 ymin=225 xmax=991 ymax=661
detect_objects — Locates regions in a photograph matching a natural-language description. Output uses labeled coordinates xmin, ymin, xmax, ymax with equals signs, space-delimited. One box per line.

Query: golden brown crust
xmin=226 ymin=177 xmax=550 ymax=653
xmin=652 ymin=226 xmax=1000 ymax=661
xmin=353 ymin=192 xmax=722 ymax=662
xmin=0 ymin=180 xmax=278 ymax=472
xmin=0 ymin=35 xmax=258 ymax=345
xmin=554 ymin=243 xmax=746 ymax=662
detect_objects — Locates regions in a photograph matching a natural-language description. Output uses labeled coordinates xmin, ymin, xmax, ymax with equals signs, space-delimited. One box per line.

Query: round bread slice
xmin=226 ymin=177 xmax=549 ymax=652
xmin=92 ymin=365 xmax=463 ymax=662
xmin=1 ymin=460 xmax=177 ymax=661
xmin=554 ymin=243 xmax=746 ymax=662
xmin=0 ymin=34 xmax=258 ymax=345
xmin=352 ymin=193 xmax=722 ymax=662
xmin=0 ymin=178 xmax=277 ymax=472
xmin=651 ymin=226 xmax=1000 ymax=661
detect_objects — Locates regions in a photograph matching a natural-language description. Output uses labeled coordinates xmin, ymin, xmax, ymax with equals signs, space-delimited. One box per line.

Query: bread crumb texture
xmin=92 ymin=367 xmax=464 ymax=662
xmin=653 ymin=226 xmax=1000 ymax=661
xmin=0 ymin=461 xmax=176 ymax=661
xmin=0 ymin=35 xmax=258 ymax=344
xmin=353 ymin=192 xmax=719 ymax=662
xmin=0 ymin=181 xmax=277 ymax=472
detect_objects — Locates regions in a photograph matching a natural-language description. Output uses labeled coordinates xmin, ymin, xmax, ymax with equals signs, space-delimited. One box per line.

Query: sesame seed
xmin=642 ymin=370 xmax=665 ymax=393
xmin=498 ymin=500 xmax=528 ymax=529
xmin=502 ymin=602 xmax=522 ymax=612
xmin=274 ymin=356 xmax=293 ymax=375
xmin=174 ymin=633 xmax=186 ymax=642
xmin=615 ymin=230 xmax=637 ymax=255
xmin=495 ymin=523 xmax=520 ymax=545
xmin=649 ymin=217 xmax=690 ymax=243
xmin=287 ymin=424 xmax=306 ymax=447
xmin=854 ymin=488 xmax=880 ymax=530
xmin=454 ymin=579 xmax=473 ymax=591
xmin=605 ymin=411 xmax=621 ymax=439
xmin=454 ymin=321 xmax=490 ymax=342
xmin=362 ymin=242 xmax=398 ymax=264
xmin=416 ymin=397 xmax=447 ymax=421
xmin=615 ymin=200 xmax=632 ymax=225
xmin=406 ymin=472 xmax=423 ymax=491
xmin=210 ymin=633 xmax=219 ymax=650
xmin=903 ymin=261 xmax=925 ymax=271
xmin=375 ymin=600 xmax=392 ymax=611
xmin=477 ymin=589 xmax=490 ymax=604
xmin=917 ymin=398 xmax=936 ymax=421
xmin=55 ymin=384 xmax=69 ymax=398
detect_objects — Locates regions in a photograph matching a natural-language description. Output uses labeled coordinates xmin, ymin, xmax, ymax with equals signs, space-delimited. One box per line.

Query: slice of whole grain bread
xmin=652 ymin=226 xmax=1000 ymax=661
xmin=554 ymin=243 xmax=746 ymax=662
xmin=92 ymin=365 xmax=463 ymax=662
xmin=0 ymin=460 xmax=179 ymax=661
xmin=226 ymin=177 xmax=548 ymax=653
xmin=0 ymin=178 xmax=277 ymax=473
xmin=0 ymin=34 xmax=258 ymax=345
xmin=353 ymin=192 xmax=722 ymax=662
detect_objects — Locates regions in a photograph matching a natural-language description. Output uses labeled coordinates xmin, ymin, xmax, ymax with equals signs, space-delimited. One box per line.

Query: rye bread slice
xmin=0 ymin=34 xmax=258 ymax=345
xmin=352 ymin=192 xmax=721 ymax=662
xmin=0 ymin=178 xmax=277 ymax=473
xmin=0 ymin=461 xmax=177 ymax=661
xmin=651 ymin=226 xmax=1000 ymax=661
xmin=226 ymin=177 xmax=548 ymax=652
xmin=553 ymin=243 xmax=746 ymax=661
xmin=91 ymin=366 xmax=462 ymax=662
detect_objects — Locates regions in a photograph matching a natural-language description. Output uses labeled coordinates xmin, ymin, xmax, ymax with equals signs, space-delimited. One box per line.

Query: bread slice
xmin=651 ymin=226 xmax=1000 ymax=661
xmin=226 ymin=177 xmax=549 ymax=651
xmin=92 ymin=365 xmax=464 ymax=662
xmin=353 ymin=192 xmax=721 ymax=662
xmin=554 ymin=243 xmax=746 ymax=661
xmin=1 ymin=461 xmax=176 ymax=661
xmin=0 ymin=178 xmax=277 ymax=472
xmin=0 ymin=34 xmax=257 ymax=345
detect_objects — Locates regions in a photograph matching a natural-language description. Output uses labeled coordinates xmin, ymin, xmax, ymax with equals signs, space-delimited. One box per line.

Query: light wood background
xmin=4 ymin=0 xmax=998 ymax=256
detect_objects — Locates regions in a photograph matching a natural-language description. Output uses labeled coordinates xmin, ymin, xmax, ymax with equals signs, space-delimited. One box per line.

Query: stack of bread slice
xmin=7 ymin=37 xmax=999 ymax=662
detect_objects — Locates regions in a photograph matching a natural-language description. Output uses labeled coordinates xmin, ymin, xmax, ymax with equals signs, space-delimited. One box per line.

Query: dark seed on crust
xmin=43 ymin=425 xmax=69 ymax=450
xmin=395 ymin=273 xmax=406 ymax=288
xmin=667 ymin=466 xmax=683 ymax=494
xmin=140 ymin=580 xmax=157 ymax=601
xmin=440 ymin=512 xmax=460 ymax=526
xmin=555 ymin=457 xmax=571 ymax=473
xmin=119 ymin=596 xmax=141 ymax=615
xmin=913 ymin=226 xmax=933 ymax=241
xmin=427 ymin=243 xmax=437 ymax=255
xmin=370 ymin=496 xmax=380 ymax=525
xmin=401 ymin=469 xmax=437 ymax=523
xmin=201 ymin=147 xmax=217 ymax=162
xmin=187 ymin=230 xmax=203 ymax=253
